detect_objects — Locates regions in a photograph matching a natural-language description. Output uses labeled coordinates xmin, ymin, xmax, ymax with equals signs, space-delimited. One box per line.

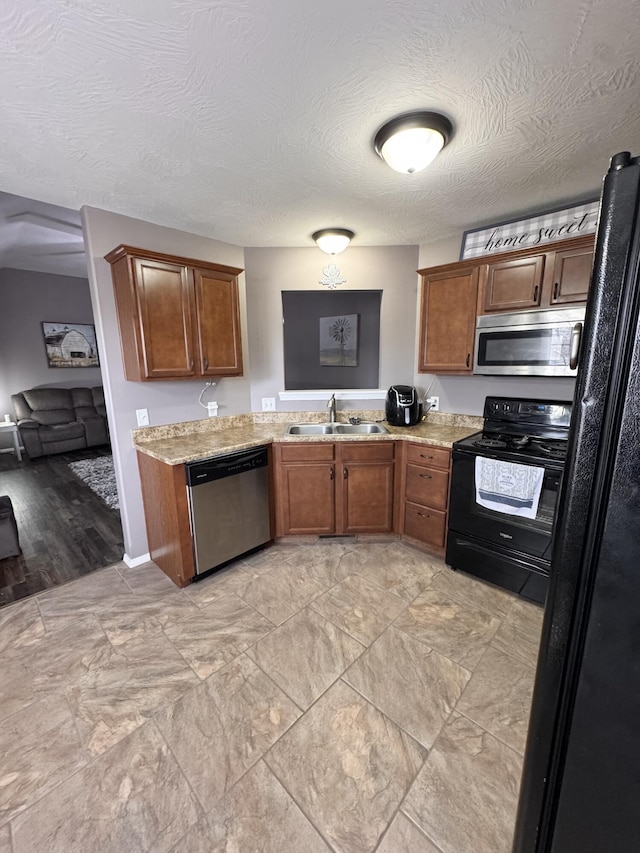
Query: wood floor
xmin=0 ymin=445 xmax=124 ymax=608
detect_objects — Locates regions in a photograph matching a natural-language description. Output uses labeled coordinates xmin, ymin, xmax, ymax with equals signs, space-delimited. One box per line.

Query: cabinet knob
xmin=419 ymin=473 xmax=432 ymax=479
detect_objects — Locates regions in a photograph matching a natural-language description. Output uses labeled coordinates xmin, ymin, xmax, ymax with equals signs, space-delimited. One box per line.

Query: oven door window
xmin=477 ymin=327 xmax=571 ymax=368
xmin=448 ymin=451 xmax=562 ymax=559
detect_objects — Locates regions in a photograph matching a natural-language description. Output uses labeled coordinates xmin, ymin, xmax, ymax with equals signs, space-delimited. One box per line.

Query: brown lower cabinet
xmin=136 ymin=438 xmax=453 ymax=590
xmin=274 ymin=441 xmax=396 ymax=536
xmin=136 ymin=451 xmax=195 ymax=587
xmin=400 ymin=442 xmax=451 ymax=553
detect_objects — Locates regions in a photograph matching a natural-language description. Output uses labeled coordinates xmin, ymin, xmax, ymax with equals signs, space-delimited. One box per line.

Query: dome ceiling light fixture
xmin=373 ymin=110 xmax=453 ymax=174
xmin=312 ymin=228 xmax=355 ymax=254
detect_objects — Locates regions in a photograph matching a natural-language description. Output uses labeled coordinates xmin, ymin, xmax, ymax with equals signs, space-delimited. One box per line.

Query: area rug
xmin=68 ymin=456 xmax=120 ymax=511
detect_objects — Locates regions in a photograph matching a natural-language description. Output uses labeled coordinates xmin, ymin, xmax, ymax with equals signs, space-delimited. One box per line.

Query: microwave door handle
xmin=569 ymin=322 xmax=583 ymax=370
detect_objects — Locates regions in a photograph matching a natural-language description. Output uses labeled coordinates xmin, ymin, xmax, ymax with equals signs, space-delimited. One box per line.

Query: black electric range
xmin=446 ymin=396 xmax=573 ymax=604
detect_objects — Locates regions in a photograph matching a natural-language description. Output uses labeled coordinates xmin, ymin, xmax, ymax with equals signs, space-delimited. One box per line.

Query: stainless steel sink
xmin=286 ymin=424 xmax=335 ymax=435
xmin=333 ymin=423 xmax=388 ymax=434
xmin=285 ymin=422 xmax=388 ymax=435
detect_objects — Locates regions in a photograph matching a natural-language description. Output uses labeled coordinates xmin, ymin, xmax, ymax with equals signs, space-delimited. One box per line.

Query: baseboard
xmin=123 ymin=551 xmax=152 ymax=568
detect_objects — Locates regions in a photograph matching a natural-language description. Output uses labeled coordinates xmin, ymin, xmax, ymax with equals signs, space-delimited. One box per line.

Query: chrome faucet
xmin=327 ymin=393 xmax=336 ymax=423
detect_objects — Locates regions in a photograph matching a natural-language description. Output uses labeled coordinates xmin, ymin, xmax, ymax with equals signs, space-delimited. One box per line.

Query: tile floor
xmin=0 ymin=539 xmax=544 ymax=853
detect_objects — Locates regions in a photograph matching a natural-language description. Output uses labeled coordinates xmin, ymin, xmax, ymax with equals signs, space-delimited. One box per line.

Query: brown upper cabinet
xmin=418 ymin=235 xmax=594 ymax=376
xmin=105 ymin=245 xmax=243 ymax=381
xmin=418 ymin=262 xmax=479 ymax=374
xmin=479 ymin=235 xmax=594 ymax=313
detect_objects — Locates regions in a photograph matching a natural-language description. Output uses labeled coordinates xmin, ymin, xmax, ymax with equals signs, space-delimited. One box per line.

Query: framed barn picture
xmin=41 ymin=322 xmax=100 ymax=368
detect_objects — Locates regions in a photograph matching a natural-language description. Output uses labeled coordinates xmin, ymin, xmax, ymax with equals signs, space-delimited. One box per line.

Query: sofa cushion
xmin=39 ymin=422 xmax=86 ymax=444
xmin=21 ymin=389 xmax=75 ymax=426
xmin=71 ymin=387 xmax=101 ymax=420
xmin=90 ymin=385 xmax=106 ymax=418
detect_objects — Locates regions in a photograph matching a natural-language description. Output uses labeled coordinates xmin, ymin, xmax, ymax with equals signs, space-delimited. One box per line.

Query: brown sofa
xmin=11 ymin=386 xmax=109 ymax=459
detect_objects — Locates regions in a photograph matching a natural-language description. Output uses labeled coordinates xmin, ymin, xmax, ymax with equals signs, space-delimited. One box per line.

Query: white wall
xmin=0 ymin=268 xmax=102 ymax=449
xmin=414 ymin=236 xmax=577 ymax=414
xmin=81 ymin=207 xmax=249 ymax=563
xmin=244 ymin=245 xmax=419 ymax=412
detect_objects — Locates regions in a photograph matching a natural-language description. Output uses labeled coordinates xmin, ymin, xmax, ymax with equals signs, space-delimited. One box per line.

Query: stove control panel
xmin=484 ymin=397 xmax=572 ymax=426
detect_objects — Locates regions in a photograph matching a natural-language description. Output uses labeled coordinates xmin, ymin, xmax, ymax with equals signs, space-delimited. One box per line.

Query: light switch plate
xmin=261 ymin=397 xmax=276 ymax=412
xmin=136 ymin=408 xmax=149 ymax=426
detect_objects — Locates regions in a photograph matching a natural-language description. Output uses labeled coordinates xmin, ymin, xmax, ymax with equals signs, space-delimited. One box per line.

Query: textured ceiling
xmin=2 ymin=0 xmax=640 ymax=275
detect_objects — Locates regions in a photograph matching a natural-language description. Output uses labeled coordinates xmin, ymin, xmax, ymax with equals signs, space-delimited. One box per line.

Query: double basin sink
xmin=286 ymin=422 xmax=388 ymax=435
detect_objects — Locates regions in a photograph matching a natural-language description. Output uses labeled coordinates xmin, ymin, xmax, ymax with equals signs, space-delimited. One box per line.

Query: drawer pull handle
xmin=419 ymin=473 xmax=432 ymax=479
xmin=420 ymin=454 xmax=433 ymax=459
xmin=417 ymin=512 xmax=430 ymax=518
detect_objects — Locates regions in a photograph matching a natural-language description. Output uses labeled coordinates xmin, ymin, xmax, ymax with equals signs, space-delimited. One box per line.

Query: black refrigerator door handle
xmin=569 ymin=322 xmax=583 ymax=370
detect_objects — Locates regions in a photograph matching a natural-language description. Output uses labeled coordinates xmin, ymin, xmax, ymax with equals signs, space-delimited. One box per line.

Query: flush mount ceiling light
xmin=373 ymin=110 xmax=453 ymax=174
xmin=312 ymin=228 xmax=355 ymax=254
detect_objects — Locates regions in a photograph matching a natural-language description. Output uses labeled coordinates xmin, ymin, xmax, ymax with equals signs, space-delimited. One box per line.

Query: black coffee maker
xmin=386 ymin=385 xmax=422 ymax=426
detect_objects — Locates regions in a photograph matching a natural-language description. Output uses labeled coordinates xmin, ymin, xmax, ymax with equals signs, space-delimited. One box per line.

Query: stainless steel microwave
xmin=474 ymin=307 xmax=585 ymax=376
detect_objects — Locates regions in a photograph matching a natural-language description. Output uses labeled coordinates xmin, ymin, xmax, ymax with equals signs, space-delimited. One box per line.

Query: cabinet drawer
xmin=404 ymin=501 xmax=446 ymax=548
xmin=279 ymin=443 xmax=335 ymax=463
xmin=405 ymin=465 xmax=449 ymax=510
xmin=340 ymin=442 xmax=395 ymax=463
xmin=406 ymin=443 xmax=450 ymax=470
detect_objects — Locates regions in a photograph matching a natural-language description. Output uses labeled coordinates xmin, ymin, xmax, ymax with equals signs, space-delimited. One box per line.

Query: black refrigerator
xmin=513 ymin=150 xmax=640 ymax=852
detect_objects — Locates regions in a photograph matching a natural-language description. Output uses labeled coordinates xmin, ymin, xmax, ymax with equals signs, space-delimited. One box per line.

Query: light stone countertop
xmin=132 ymin=411 xmax=483 ymax=466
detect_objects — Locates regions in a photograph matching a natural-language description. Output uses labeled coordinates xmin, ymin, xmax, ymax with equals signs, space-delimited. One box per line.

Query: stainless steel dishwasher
xmin=185 ymin=446 xmax=271 ymax=576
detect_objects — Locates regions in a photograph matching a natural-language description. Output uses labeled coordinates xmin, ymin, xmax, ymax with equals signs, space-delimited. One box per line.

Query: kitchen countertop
xmin=132 ymin=411 xmax=482 ymax=466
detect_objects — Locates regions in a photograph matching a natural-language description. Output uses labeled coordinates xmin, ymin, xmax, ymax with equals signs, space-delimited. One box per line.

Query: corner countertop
xmin=132 ymin=410 xmax=483 ymax=466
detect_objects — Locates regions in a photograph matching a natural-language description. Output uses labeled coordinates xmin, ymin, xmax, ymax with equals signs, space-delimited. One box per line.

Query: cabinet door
xmin=277 ymin=462 xmax=335 ymax=535
xmin=193 ymin=268 xmax=243 ymax=376
xmin=482 ymin=255 xmax=544 ymax=312
xmin=548 ymin=245 xmax=593 ymax=305
xmin=339 ymin=462 xmax=394 ymax=533
xmin=134 ymin=258 xmax=197 ymax=379
xmin=419 ymin=266 xmax=479 ymax=374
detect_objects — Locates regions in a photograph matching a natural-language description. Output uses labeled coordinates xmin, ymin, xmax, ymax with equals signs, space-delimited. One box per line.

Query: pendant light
xmin=312 ymin=228 xmax=355 ymax=254
xmin=374 ymin=111 xmax=453 ymax=174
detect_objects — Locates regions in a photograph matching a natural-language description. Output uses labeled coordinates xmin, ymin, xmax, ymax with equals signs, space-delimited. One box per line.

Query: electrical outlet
xmin=426 ymin=396 xmax=440 ymax=412
xmin=261 ymin=397 xmax=276 ymax=412
xmin=136 ymin=408 xmax=149 ymax=426
xmin=207 ymin=401 xmax=219 ymax=417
